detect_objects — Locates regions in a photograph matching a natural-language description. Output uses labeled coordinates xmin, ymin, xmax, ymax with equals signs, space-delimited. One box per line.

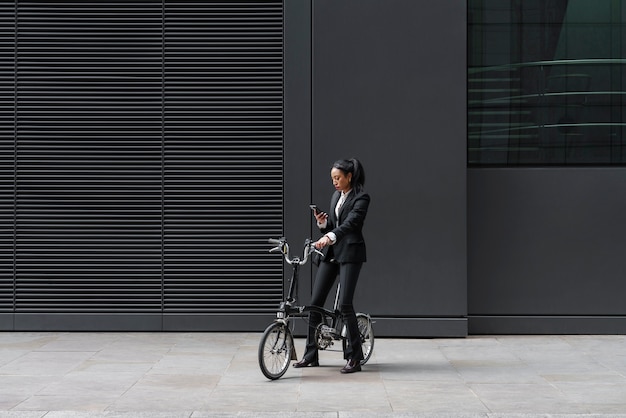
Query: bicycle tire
xmin=342 ymin=313 xmax=375 ymax=365
xmin=357 ymin=313 xmax=375 ymax=364
xmin=258 ymin=321 xmax=293 ymax=380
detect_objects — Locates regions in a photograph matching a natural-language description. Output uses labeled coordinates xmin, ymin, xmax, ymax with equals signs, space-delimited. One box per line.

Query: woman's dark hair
xmin=333 ymin=158 xmax=365 ymax=191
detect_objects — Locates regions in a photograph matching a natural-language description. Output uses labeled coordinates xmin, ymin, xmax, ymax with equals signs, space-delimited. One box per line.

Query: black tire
xmin=342 ymin=313 xmax=375 ymax=365
xmin=357 ymin=313 xmax=375 ymax=364
xmin=258 ymin=322 xmax=293 ymax=380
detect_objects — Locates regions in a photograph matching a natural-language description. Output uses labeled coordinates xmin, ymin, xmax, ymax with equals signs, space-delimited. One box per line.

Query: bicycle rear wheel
xmin=356 ymin=313 xmax=374 ymax=365
xmin=341 ymin=313 xmax=374 ymax=365
xmin=258 ymin=321 xmax=294 ymax=380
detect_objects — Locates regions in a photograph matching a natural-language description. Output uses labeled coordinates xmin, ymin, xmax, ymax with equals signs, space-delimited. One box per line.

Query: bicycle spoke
xmin=258 ymin=322 xmax=292 ymax=380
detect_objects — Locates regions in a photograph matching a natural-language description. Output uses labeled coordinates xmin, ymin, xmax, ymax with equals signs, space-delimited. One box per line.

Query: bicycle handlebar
xmin=267 ymin=237 xmax=323 ymax=266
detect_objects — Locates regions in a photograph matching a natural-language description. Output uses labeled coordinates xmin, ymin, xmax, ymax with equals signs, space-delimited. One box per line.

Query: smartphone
xmin=309 ymin=204 xmax=320 ymax=214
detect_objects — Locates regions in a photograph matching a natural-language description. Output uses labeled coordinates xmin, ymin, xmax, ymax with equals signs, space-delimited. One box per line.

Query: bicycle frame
xmin=271 ymin=238 xmax=346 ymax=345
xmin=259 ymin=237 xmax=374 ymax=380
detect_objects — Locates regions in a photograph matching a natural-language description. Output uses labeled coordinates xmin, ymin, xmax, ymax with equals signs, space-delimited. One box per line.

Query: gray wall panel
xmin=311 ymin=0 xmax=467 ymax=336
xmin=15 ymin=314 xmax=162 ymax=331
xmin=0 ymin=314 xmax=12 ymax=330
xmin=469 ymin=316 xmax=626 ymax=335
xmin=468 ymin=168 xmax=626 ymax=333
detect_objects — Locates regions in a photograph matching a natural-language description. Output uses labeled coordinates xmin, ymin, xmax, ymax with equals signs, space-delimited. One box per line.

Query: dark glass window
xmin=468 ymin=0 xmax=626 ymax=165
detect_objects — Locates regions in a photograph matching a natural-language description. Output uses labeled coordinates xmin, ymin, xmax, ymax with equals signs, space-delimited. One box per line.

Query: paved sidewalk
xmin=0 ymin=332 xmax=625 ymax=417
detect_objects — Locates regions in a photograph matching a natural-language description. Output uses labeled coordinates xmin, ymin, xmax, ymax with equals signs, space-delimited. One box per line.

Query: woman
xmin=293 ymin=158 xmax=370 ymax=374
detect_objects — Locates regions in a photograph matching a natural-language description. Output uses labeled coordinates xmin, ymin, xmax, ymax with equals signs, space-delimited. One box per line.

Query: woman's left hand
xmin=314 ymin=235 xmax=332 ymax=249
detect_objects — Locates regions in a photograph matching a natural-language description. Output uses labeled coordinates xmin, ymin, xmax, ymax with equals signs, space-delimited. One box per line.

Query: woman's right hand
xmin=314 ymin=234 xmax=332 ymax=249
xmin=314 ymin=211 xmax=328 ymax=224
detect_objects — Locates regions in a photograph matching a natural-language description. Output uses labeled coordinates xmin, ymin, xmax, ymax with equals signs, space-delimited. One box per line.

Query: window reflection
xmin=468 ymin=0 xmax=626 ymax=165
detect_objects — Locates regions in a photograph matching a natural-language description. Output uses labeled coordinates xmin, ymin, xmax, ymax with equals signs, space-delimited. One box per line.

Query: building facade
xmin=0 ymin=0 xmax=624 ymax=335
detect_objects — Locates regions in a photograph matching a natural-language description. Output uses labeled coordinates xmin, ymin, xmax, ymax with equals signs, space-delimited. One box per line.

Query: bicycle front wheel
xmin=258 ymin=321 xmax=294 ymax=380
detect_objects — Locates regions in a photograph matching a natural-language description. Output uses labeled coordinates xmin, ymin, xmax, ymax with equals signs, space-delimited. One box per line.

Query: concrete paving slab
xmin=1 ymin=333 xmax=626 ymax=417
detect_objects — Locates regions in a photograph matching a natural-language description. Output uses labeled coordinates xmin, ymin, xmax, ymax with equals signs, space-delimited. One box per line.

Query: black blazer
xmin=319 ymin=189 xmax=370 ymax=263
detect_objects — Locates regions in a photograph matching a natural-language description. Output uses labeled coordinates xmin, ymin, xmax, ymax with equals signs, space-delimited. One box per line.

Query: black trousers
xmin=303 ymin=260 xmax=363 ymax=362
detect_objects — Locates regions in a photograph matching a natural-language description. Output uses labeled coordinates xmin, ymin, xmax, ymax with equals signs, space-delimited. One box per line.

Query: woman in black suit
xmin=293 ymin=158 xmax=370 ymax=374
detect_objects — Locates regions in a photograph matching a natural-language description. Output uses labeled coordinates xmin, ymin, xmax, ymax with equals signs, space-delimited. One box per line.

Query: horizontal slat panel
xmin=15 ymin=1 xmax=163 ymax=313
xmin=2 ymin=0 xmax=284 ymax=319
xmin=0 ymin=0 xmax=14 ymax=312
xmin=163 ymin=0 xmax=283 ymax=314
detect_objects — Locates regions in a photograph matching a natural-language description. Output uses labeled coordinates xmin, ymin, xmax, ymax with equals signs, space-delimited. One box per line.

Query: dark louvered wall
xmin=163 ymin=2 xmax=284 ymax=315
xmin=0 ymin=1 xmax=13 ymax=315
xmin=0 ymin=0 xmax=283 ymax=329
xmin=16 ymin=1 xmax=164 ymax=314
